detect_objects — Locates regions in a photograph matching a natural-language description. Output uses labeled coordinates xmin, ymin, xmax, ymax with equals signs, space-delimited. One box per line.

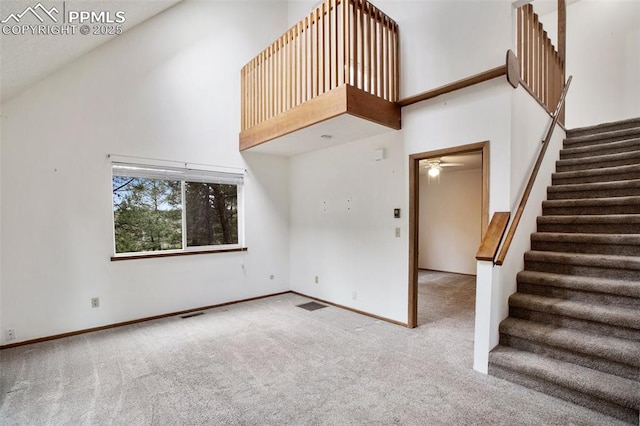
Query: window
xmin=111 ymin=162 xmax=243 ymax=256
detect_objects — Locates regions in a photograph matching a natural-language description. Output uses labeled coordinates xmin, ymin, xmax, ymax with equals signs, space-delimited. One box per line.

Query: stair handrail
xmin=491 ymin=75 xmax=573 ymax=266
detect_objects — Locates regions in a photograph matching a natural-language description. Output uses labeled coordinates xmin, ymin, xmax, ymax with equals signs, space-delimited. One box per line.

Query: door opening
xmin=408 ymin=142 xmax=489 ymax=328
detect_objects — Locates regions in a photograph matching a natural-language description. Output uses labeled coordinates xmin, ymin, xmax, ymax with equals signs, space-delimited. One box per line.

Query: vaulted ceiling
xmin=0 ymin=0 xmax=182 ymax=103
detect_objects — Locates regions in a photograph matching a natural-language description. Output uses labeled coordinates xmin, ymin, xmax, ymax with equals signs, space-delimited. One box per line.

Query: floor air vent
xmin=296 ymin=301 xmax=328 ymax=311
xmin=181 ymin=312 xmax=205 ymax=319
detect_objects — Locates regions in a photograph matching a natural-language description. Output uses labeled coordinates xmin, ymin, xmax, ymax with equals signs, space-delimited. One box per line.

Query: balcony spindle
xmin=240 ymin=0 xmax=400 ymax=133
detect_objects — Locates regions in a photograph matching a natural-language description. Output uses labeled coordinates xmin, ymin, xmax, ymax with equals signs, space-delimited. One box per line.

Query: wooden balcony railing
xmin=516 ymin=3 xmax=565 ymax=123
xmin=240 ymin=0 xmax=399 ymax=136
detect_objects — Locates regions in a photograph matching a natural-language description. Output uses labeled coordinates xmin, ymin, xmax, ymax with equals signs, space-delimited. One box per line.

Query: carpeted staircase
xmin=488 ymin=117 xmax=640 ymax=424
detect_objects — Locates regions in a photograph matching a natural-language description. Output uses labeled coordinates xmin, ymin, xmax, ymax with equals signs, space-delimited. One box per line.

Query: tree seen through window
xmin=112 ymin=175 xmax=238 ymax=254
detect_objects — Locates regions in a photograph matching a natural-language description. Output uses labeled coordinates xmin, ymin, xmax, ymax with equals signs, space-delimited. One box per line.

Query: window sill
xmin=111 ymin=247 xmax=248 ymax=261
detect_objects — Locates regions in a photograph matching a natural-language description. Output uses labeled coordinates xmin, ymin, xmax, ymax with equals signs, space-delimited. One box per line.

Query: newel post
xmin=558 ymin=0 xmax=566 ymax=65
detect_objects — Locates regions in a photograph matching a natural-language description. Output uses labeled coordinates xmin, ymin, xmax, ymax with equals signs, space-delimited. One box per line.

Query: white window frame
xmin=111 ymin=160 xmax=245 ymax=258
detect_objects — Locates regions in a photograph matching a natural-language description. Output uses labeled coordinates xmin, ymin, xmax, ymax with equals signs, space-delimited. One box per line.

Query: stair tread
xmin=510 ymin=293 xmax=640 ymax=329
xmin=517 ymin=270 xmax=640 ymax=299
xmin=499 ymin=118 xmax=640 ymax=421
xmin=561 ymin=137 xmax=640 ymax=157
xmin=525 ymin=250 xmax=640 ymax=270
xmin=542 ymin=196 xmax=640 ymax=208
xmin=538 ymin=214 xmax=640 ymax=224
xmin=490 ymin=345 xmax=640 ymax=409
xmin=553 ymin=163 xmax=640 ymax=179
xmin=548 ymin=178 xmax=640 ymax=193
xmin=565 ymin=127 xmax=640 ymax=145
xmin=499 ymin=317 xmax=640 ymax=368
xmin=568 ymin=117 xmax=640 ymax=137
xmin=531 ymin=232 xmax=640 ymax=244
xmin=557 ymin=149 xmax=640 ymax=167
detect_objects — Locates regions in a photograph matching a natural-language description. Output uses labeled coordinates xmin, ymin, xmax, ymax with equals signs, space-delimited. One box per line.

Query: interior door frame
xmin=408 ymin=141 xmax=489 ymax=328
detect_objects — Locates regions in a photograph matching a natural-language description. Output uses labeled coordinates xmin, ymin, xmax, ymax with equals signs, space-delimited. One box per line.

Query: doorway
xmin=408 ymin=142 xmax=489 ymax=328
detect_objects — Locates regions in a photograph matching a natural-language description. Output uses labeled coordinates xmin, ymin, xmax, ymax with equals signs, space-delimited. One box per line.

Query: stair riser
xmin=524 ymin=260 xmax=640 ymax=281
xmin=556 ymin=156 xmax=640 ymax=173
xmin=536 ymin=223 xmax=640 ymax=234
xmin=543 ymin=205 xmax=640 ymax=215
xmin=517 ymin=282 xmax=640 ymax=309
xmin=497 ymin=120 xmax=640 ymax=425
xmin=567 ymin=121 xmax=640 ymax=138
xmin=560 ymin=140 xmax=640 ymax=159
xmin=538 ymin=220 xmax=640 ymax=234
xmin=553 ymin=171 xmax=640 ymax=185
xmin=530 ymin=240 xmax=640 ymax=256
xmin=488 ymin=364 xmax=639 ymax=424
xmin=509 ymin=307 xmax=640 ymax=343
xmin=564 ymin=137 xmax=640 ymax=149
xmin=548 ymin=187 xmax=640 ymax=200
xmin=564 ymin=131 xmax=640 ymax=148
xmin=501 ymin=333 xmax=640 ymax=382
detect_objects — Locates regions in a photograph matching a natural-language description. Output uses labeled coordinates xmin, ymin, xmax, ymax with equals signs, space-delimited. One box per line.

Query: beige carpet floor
xmin=0 ymin=271 xmax=625 ymax=425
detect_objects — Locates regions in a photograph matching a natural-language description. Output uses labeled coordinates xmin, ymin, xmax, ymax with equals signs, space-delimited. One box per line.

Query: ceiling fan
xmin=420 ymin=158 xmax=464 ymax=177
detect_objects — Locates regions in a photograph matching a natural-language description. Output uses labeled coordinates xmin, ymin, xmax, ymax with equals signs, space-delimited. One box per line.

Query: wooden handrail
xmin=398 ymin=50 xmax=520 ymax=107
xmin=476 ymin=212 xmax=510 ymax=262
xmin=494 ymin=75 xmax=572 ymax=266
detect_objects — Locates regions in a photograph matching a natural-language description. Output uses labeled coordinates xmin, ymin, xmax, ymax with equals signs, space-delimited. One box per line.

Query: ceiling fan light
xmin=428 ymin=166 xmax=440 ymax=177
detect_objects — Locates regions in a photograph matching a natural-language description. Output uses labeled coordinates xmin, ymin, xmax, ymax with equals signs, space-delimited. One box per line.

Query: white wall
xmin=1 ymin=0 xmax=562 ymax=365
xmin=287 ymin=0 xmax=513 ymax=99
xmin=0 ymin=1 xmax=291 ymax=344
xmin=383 ymin=0 xmax=514 ymax=99
xmin=540 ymin=0 xmax=640 ymax=128
xmin=496 ymin=85 xmax=566 ymax=327
xmin=0 ymin=110 xmax=2 ymax=340
xmin=287 ymin=1 xmax=513 ymax=326
xmin=289 ymin=132 xmax=407 ymax=322
xmin=418 ymin=168 xmax=482 ymax=275
xmin=404 ymin=78 xmax=514 ymax=212
xmin=287 ymin=0 xmax=317 ymax=27
xmin=566 ymin=0 xmax=640 ymax=127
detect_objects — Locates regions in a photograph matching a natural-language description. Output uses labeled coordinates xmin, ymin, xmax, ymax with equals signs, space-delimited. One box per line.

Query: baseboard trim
xmin=1 ymin=290 xmax=408 ymax=349
xmin=290 ymin=291 xmax=409 ymax=328
xmin=418 ymin=268 xmax=477 ymax=278
xmin=0 ymin=291 xmax=290 ymax=350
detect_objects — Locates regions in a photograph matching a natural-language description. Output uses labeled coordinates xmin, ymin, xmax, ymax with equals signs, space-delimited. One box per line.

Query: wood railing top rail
xmin=475 ymin=212 xmax=510 ymax=262
xmin=494 ymin=75 xmax=572 ymax=266
xmin=398 ymin=50 xmax=520 ymax=108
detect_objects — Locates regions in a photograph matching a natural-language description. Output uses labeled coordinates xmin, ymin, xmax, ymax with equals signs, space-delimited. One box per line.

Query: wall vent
xmin=296 ymin=301 xmax=328 ymax=311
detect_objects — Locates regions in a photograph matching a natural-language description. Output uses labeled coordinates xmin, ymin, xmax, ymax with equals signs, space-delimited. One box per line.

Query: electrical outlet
xmin=5 ymin=329 xmax=15 ymax=341
xmin=314 ymin=276 xmax=319 ymax=284
xmin=352 ymin=291 xmax=357 ymax=300
xmin=395 ymin=227 xmax=401 ymax=238
xmin=91 ymin=297 xmax=100 ymax=308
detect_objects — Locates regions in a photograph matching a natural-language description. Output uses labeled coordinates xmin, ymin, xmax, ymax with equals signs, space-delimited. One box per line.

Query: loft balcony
xmin=240 ymin=0 xmax=401 ymax=156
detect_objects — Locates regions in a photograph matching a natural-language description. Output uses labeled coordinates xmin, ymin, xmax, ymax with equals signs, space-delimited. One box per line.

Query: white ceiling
xmin=0 ymin=0 xmax=183 ymax=103
xmin=247 ymin=114 xmax=397 ymax=157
